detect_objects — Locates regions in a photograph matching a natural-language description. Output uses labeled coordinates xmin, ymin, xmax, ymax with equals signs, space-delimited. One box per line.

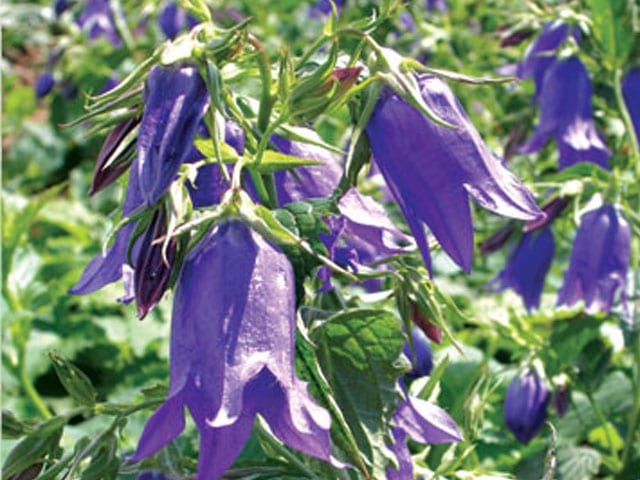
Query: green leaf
xmin=1 ymin=410 xmax=31 ymax=439
xmin=2 ymin=416 xmax=67 ymax=480
xmin=543 ymin=315 xmax=603 ymax=376
xmin=48 ymin=352 xmax=98 ymax=407
xmin=312 ymin=309 xmax=406 ymax=479
xmin=587 ymin=0 xmax=633 ymax=69
xmin=252 ymin=150 xmax=324 ymax=174
xmin=557 ymin=446 xmax=601 ymax=480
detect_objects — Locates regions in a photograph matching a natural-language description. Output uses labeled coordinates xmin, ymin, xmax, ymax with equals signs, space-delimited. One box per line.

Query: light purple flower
xmin=366 ymin=76 xmax=543 ymax=274
xmin=519 ymin=57 xmax=611 ymax=170
xmin=387 ymin=388 xmax=462 ymax=479
xmin=557 ymin=204 xmax=630 ymax=317
xmin=490 ymin=227 xmax=555 ymax=311
xmin=77 ymin=0 xmax=121 ymax=46
xmin=137 ymin=63 xmax=210 ymax=206
xmin=504 ymin=370 xmax=549 ymax=444
xmin=622 ymin=68 xmax=640 ymax=149
xmin=130 ymin=221 xmax=339 ymax=479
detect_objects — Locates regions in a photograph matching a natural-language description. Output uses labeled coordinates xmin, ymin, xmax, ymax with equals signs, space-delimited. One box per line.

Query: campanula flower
xmin=557 ymin=204 xmax=630 ymax=317
xmin=53 ymin=0 xmax=69 ymax=16
xmin=622 ymin=68 xmax=640 ymax=149
xmin=137 ymin=63 xmax=210 ymax=206
xmin=403 ymin=327 xmax=433 ymax=378
xmin=490 ymin=227 xmax=555 ymax=311
xmin=309 ymin=0 xmax=345 ymax=18
xmin=426 ymin=0 xmax=447 ymax=12
xmin=130 ymin=221 xmax=339 ymax=479
xmin=366 ymin=76 xmax=543 ymax=274
xmin=77 ymin=0 xmax=121 ymax=46
xmin=35 ymin=72 xmax=55 ymax=99
xmin=516 ymin=21 xmax=580 ymax=99
xmin=519 ymin=57 xmax=611 ymax=170
xmin=504 ymin=370 xmax=549 ymax=444
xmin=387 ymin=387 xmax=462 ymax=479
xmin=158 ymin=1 xmax=199 ymax=40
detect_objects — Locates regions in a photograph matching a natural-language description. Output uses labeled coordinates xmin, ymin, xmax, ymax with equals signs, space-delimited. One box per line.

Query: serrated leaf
xmin=312 ymin=309 xmax=406 ymax=479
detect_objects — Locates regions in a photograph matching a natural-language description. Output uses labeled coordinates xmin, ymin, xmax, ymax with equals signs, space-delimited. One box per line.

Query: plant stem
xmin=614 ymin=68 xmax=640 ymax=169
xmin=19 ymin=353 xmax=52 ymax=420
xmin=621 ymin=338 xmax=640 ymax=471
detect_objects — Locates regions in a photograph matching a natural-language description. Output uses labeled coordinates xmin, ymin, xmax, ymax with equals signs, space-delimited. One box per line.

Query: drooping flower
xmin=130 ymin=221 xmax=339 ymax=479
xmin=366 ymin=76 xmax=543 ymax=274
xmin=489 ymin=227 xmax=555 ymax=311
xmin=516 ymin=21 xmax=580 ymax=99
xmin=518 ymin=57 xmax=611 ymax=170
xmin=77 ymin=0 xmax=121 ymax=46
xmin=504 ymin=370 xmax=549 ymax=444
xmin=403 ymin=327 xmax=433 ymax=378
xmin=622 ymin=68 xmax=640 ymax=149
xmin=158 ymin=1 xmax=199 ymax=40
xmin=35 ymin=72 xmax=55 ymax=99
xmin=137 ymin=63 xmax=210 ymax=206
xmin=557 ymin=204 xmax=630 ymax=317
xmin=387 ymin=387 xmax=462 ymax=479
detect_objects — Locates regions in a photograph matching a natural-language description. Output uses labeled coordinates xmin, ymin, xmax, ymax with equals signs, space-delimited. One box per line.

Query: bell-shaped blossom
xmin=557 ymin=204 xmax=630 ymax=317
xmin=519 ymin=57 xmax=611 ymax=170
xmin=403 ymin=327 xmax=433 ymax=378
xmin=130 ymin=221 xmax=339 ymax=479
xmin=387 ymin=387 xmax=462 ymax=479
xmin=137 ymin=63 xmax=210 ymax=206
xmin=516 ymin=21 xmax=579 ymax=98
xmin=77 ymin=0 xmax=121 ymax=46
xmin=490 ymin=227 xmax=555 ymax=311
xmin=158 ymin=1 xmax=199 ymax=40
xmin=622 ymin=68 xmax=640 ymax=149
xmin=35 ymin=72 xmax=55 ymax=99
xmin=504 ymin=370 xmax=549 ymax=444
xmin=366 ymin=76 xmax=543 ymax=274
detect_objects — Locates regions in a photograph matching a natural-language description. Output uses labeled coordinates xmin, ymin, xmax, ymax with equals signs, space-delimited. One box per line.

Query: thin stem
xmin=586 ymin=390 xmax=620 ymax=469
xmin=19 ymin=352 xmax=52 ymax=419
xmin=247 ymin=34 xmax=273 ymax=134
xmin=614 ymin=68 xmax=640 ymax=167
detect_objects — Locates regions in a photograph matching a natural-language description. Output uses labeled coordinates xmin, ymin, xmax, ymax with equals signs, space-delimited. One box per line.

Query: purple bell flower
xmin=158 ymin=1 xmax=199 ymax=40
xmin=137 ymin=64 xmax=210 ymax=206
xmin=622 ymin=68 xmax=640 ymax=149
xmin=130 ymin=221 xmax=339 ymax=479
xmin=35 ymin=72 xmax=55 ymax=99
xmin=557 ymin=204 xmax=630 ymax=318
xmin=403 ymin=327 xmax=433 ymax=378
xmin=426 ymin=0 xmax=448 ymax=12
xmin=504 ymin=370 xmax=549 ymax=444
xmin=309 ymin=0 xmax=345 ymax=18
xmin=516 ymin=21 xmax=580 ymax=99
xmin=77 ymin=0 xmax=122 ymax=46
xmin=519 ymin=57 xmax=611 ymax=170
xmin=366 ymin=76 xmax=543 ymax=274
xmin=387 ymin=386 xmax=462 ymax=479
xmin=490 ymin=227 xmax=555 ymax=311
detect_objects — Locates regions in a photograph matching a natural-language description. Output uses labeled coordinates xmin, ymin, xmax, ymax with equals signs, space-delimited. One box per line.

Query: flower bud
xmin=409 ymin=301 xmax=442 ymax=344
xmin=403 ymin=327 xmax=433 ymax=378
xmin=504 ymin=370 xmax=549 ymax=444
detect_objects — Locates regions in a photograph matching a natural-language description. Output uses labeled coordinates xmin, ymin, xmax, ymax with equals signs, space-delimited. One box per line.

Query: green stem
xmin=614 ymin=68 xmax=640 ymax=168
xmin=248 ymin=34 xmax=273 ymax=134
xmin=621 ymin=338 xmax=640 ymax=471
xmin=586 ymin=391 xmax=620 ymax=469
xmin=19 ymin=353 xmax=52 ymax=420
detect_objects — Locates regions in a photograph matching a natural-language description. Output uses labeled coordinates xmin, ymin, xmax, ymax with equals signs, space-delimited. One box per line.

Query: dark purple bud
xmin=479 ymin=225 xmax=515 ymax=256
xmin=524 ymin=196 xmax=570 ymax=232
xmin=158 ymin=2 xmax=185 ymax=40
xmin=77 ymin=0 xmax=122 ymax=47
xmin=622 ymin=68 xmax=640 ymax=150
xmin=135 ymin=472 xmax=170 ymax=480
xmin=366 ymin=76 xmax=543 ymax=274
xmin=134 ymin=208 xmax=177 ymax=319
xmin=34 ymin=72 xmax=55 ymax=99
xmin=504 ymin=370 xmax=549 ymax=444
xmin=558 ymin=204 xmax=630 ymax=318
xmin=90 ymin=116 xmax=140 ymax=195
xmin=137 ymin=63 xmax=210 ymax=206
xmin=498 ymin=26 xmax=534 ymax=48
xmin=552 ymin=384 xmax=570 ymax=418
xmin=53 ymin=0 xmax=69 ymax=17
xmin=489 ymin=227 xmax=554 ymax=311
xmin=409 ymin=301 xmax=442 ymax=344
xmin=519 ymin=57 xmax=611 ymax=171
xmin=403 ymin=327 xmax=433 ymax=378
